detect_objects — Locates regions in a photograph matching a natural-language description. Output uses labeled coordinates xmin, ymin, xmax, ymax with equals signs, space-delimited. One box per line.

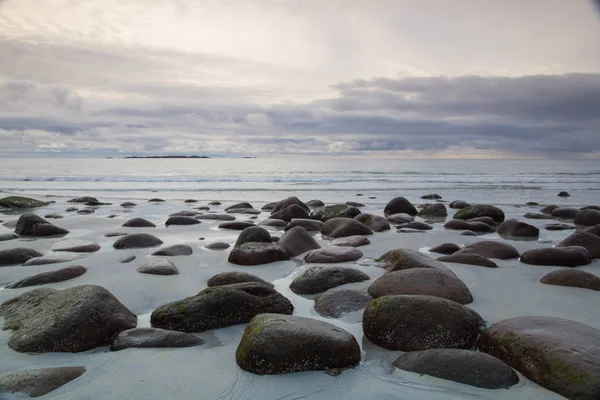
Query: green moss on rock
xmin=0 ymin=196 xmax=50 ymax=209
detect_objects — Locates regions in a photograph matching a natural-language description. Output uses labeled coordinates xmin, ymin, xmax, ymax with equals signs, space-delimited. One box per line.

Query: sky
xmin=0 ymin=0 xmax=599 ymax=158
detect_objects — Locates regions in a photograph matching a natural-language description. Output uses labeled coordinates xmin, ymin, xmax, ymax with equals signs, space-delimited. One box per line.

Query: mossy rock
xmin=0 ymin=196 xmax=50 ymax=209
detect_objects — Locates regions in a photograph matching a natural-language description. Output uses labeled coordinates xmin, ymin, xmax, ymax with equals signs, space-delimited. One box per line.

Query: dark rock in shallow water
xmin=583 ymin=224 xmax=600 ymax=237
xmin=205 ymin=241 xmax=230 ymax=250
xmin=362 ymin=295 xmax=482 ymax=351
xmin=444 ymin=219 xmax=494 ymax=233
xmin=68 ymin=196 xmax=98 ymax=203
xmin=137 ymin=260 xmax=179 ymax=275
xmin=479 ymin=316 xmax=600 ymax=400
xmin=261 ymin=202 xmax=277 ymax=211
xmin=467 ymin=216 xmax=496 ymax=226
xmin=208 ymin=201 xmax=221 ymax=206
xmin=120 ymin=201 xmax=137 ymax=207
xmin=345 ymin=201 xmax=364 ymax=207
xmin=417 ymin=203 xmax=447 ymax=218
xmin=0 ymin=366 xmax=86 ymax=398
xmin=289 ymin=266 xmax=369 ymax=294
xmin=169 ymin=210 xmax=198 ymax=217
xmin=277 ymin=226 xmax=320 ymax=257
xmin=396 ymin=221 xmax=433 ymax=231
xmin=259 ymin=218 xmax=287 ymax=228
xmin=367 ymin=268 xmax=473 ymax=304
xmin=384 ymin=197 xmax=417 ymax=216
xmin=557 ymin=191 xmax=570 ymax=197
xmin=321 ymin=217 xmax=372 ymax=238
xmin=149 ymin=198 xmax=165 ymax=202
xmin=541 ymin=204 xmax=559 ymax=214
xmin=195 ymin=213 xmax=235 ymax=221
xmin=377 ymin=249 xmax=451 ymax=274
xmin=331 ymin=235 xmax=370 ymax=247
xmin=151 ymin=282 xmax=293 ymax=332
xmin=284 ymin=218 xmax=323 ymax=232
xmin=65 ymin=207 xmax=79 ymax=212
xmin=219 ymin=221 xmax=255 ymax=230
xmin=0 ymin=285 xmax=137 ymax=352
xmin=421 ymin=193 xmax=442 ymax=200
xmin=551 ymin=207 xmax=580 ymax=220
xmin=105 ymin=232 xmax=127 ymax=237
xmin=557 ymin=231 xmax=600 ymax=258
xmin=393 ymin=349 xmax=519 ymax=389
xmin=314 ymin=289 xmax=373 ymax=318
xmin=113 ymin=233 xmax=163 ymax=249
xmin=52 ymin=239 xmax=100 ymax=253
xmin=386 ymin=213 xmax=414 ymax=224
xmin=455 ymin=241 xmax=519 ymax=259
xmin=15 ymin=212 xmax=69 ymax=237
xmin=354 ymin=213 xmax=390 ymax=232
xmin=453 ymin=204 xmax=505 ymax=223
xmin=304 ymin=246 xmax=362 ymax=263
xmin=438 ymin=253 xmax=498 ymax=268
xmin=306 ymin=199 xmax=325 ymax=207
xmin=271 ymin=196 xmax=310 ymax=214
xmin=236 ymin=314 xmax=360 ymax=375
xmin=0 ymin=233 xmax=18 ymax=242
xmin=111 ymin=327 xmax=204 ymax=351
xmin=545 ymin=223 xmax=575 ymax=231
xmin=429 ymin=243 xmax=460 ymax=255
xmin=76 ymin=208 xmax=94 ymax=214
xmin=207 ymin=272 xmax=272 ymax=287
xmin=524 ymin=212 xmax=555 ymax=220
xmin=23 ymin=254 xmax=81 ymax=266
xmin=152 ymin=244 xmax=193 ymax=256
xmin=310 ymin=204 xmax=361 ymax=222
xmin=574 ymin=209 xmax=600 ymax=227
xmin=460 ymin=230 xmax=477 ymax=236
xmin=225 ymin=202 xmax=254 ymax=211
xmin=520 ymin=246 xmax=591 ymax=267
xmin=540 ymin=269 xmax=600 ymax=291
xmin=235 ymin=226 xmax=272 ymax=247
xmin=496 ymin=219 xmax=539 ymax=240
xmin=44 ymin=213 xmax=63 ymax=219
xmin=0 ymin=196 xmax=50 ymax=209
xmin=165 ymin=216 xmax=201 ymax=227
xmin=120 ymin=255 xmax=136 ymax=263
xmin=0 ymin=248 xmax=43 ymax=266
xmin=398 ymin=228 xmax=426 ymax=234
xmin=228 ymin=242 xmax=290 ymax=265
xmin=6 ymin=265 xmax=87 ymax=289
xmin=449 ymin=200 xmax=471 ymax=209
xmin=184 ymin=199 xmax=197 ymax=203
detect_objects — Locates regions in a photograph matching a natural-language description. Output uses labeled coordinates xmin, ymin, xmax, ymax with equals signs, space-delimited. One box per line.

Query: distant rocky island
xmin=124 ymin=156 xmax=211 ymax=159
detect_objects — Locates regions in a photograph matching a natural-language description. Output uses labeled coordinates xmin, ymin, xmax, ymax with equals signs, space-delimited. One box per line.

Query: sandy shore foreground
xmin=0 ymin=194 xmax=598 ymax=400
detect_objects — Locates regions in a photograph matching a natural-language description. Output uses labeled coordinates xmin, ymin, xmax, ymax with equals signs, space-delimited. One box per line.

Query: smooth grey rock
xmin=330 ymin=235 xmax=371 ymax=247
xmin=284 ymin=218 xmax=324 ymax=232
xmin=120 ymin=255 xmax=136 ymax=263
xmin=52 ymin=239 xmax=100 ymax=253
xmin=455 ymin=241 xmax=519 ymax=259
xmin=377 ymin=249 xmax=451 ymax=274
xmin=290 ymin=266 xmax=369 ymax=294
xmin=444 ymin=219 xmax=494 ymax=233
xmin=259 ymin=218 xmax=287 ymax=228
xmin=270 ymin=196 xmax=310 ymax=214
xmin=205 ymin=242 xmax=230 ymax=250
xmin=110 ymin=327 xmax=204 ymax=351
xmin=6 ymin=265 xmax=87 ymax=289
xmin=0 ymin=248 xmax=43 ymax=266
xmin=165 ymin=216 xmax=201 ymax=227
xmin=496 ymin=219 xmax=539 ymax=239
xmin=386 ymin=213 xmax=414 ymax=224
xmin=304 ymin=246 xmax=362 ymax=263
xmin=314 ymin=289 xmax=373 ymax=318
xmin=14 ymin=212 xmax=69 ymax=237
xmin=309 ymin=204 xmax=361 ymax=222
xmin=321 ymin=217 xmax=372 ymax=239
xmin=449 ymin=200 xmax=471 ymax=209
xmin=195 ymin=214 xmax=236 ymax=221
xmin=453 ymin=204 xmax=505 ymax=223
xmin=219 ymin=221 xmax=255 ymax=230
xmin=152 ymin=244 xmax=193 ymax=256
xmin=207 ymin=272 xmax=272 ymax=287
xmin=574 ymin=209 xmax=600 ymax=226
xmin=228 ymin=242 xmax=290 ymax=266
xmin=137 ymin=259 xmax=179 ymax=275
xmin=429 ymin=243 xmax=460 ymax=254
xmin=277 ymin=226 xmax=320 ymax=257
xmin=557 ymin=231 xmax=600 ymax=258
xmin=0 ymin=366 xmax=86 ymax=398
xmin=354 ymin=213 xmax=390 ymax=232
xmin=520 ymin=246 xmax=591 ymax=267
xmin=384 ymin=197 xmax=417 ymax=216
xmin=113 ymin=233 xmax=163 ymax=249
xmin=540 ymin=269 xmax=600 ymax=291
xmin=235 ymin=226 xmax=272 ymax=248
xmin=438 ymin=253 xmax=498 ymax=268
xmin=551 ymin=207 xmax=580 ymax=220
xmin=123 ymin=218 xmax=156 ymax=228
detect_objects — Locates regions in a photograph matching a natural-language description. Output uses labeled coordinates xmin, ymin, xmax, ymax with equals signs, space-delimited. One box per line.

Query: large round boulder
xmin=583 ymin=224 xmax=600 ymax=237
xmin=0 ymin=248 xmax=43 ymax=266
xmin=284 ymin=218 xmax=324 ymax=232
xmin=6 ymin=265 xmax=87 ymax=289
xmin=123 ymin=218 xmax=156 ymax=228
xmin=574 ymin=209 xmax=600 ymax=227
xmin=541 ymin=204 xmax=559 ymax=214
xmin=330 ymin=235 xmax=371 ymax=247
xmin=236 ymin=314 xmax=360 ymax=375
xmin=496 ymin=219 xmax=539 ymax=240
xmin=551 ymin=207 xmax=580 ymax=220
xmin=453 ymin=205 xmax=505 ymax=223
xmin=454 ymin=241 xmax=519 ymax=259
xmin=137 ymin=259 xmax=179 ymax=275
xmin=228 ymin=242 xmax=290 ymax=265
xmin=14 ymin=212 xmax=69 ymax=237
xmin=0 ymin=366 xmax=86 ymax=398
xmin=540 ymin=269 xmax=600 ymax=291
xmin=207 ymin=272 xmax=272 ymax=287
xmin=386 ymin=213 xmax=414 ymax=224
xmin=0 ymin=285 xmax=137 ymax=352
xmin=362 ymin=295 xmax=483 ymax=351
xmin=270 ymin=204 xmax=310 ymax=222
xmin=417 ymin=203 xmax=447 ymax=218
xmin=219 ymin=221 xmax=255 ymax=230
xmin=449 ymin=200 xmax=471 ymax=209
xmin=321 ymin=217 xmax=372 ymax=239
xmin=165 ymin=216 xmax=201 ymax=227
xmin=479 ymin=316 xmax=600 ymax=400
xmin=151 ymin=282 xmax=293 ymax=332
xmin=113 ymin=233 xmax=163 ymax=249
xmin=314 ymin=289 xmax=373 ymax=318
xmin=438 ymin=253 xmax=498 ymax=268
xmin=304 ymin=246 xmax=362 ymax=263
xmin=556 ymin=231 xmax=600 ymax=258
xmin=429 ymin=243 xmax=460 ymax=255
xmin=354 ymin=213 xmax=390 ymax=232
xmin=310 ymin=204 xmax=361 ymax=222
xmin=270 ymin=196 xmax=309 ymax=214
xmin=376 ymin=249 xmax=451 ymax=273
xmin=393 ymin=349 xmax=519 ymax=389
xmin=520 ymin=247 xmax=591 ymax=267
xmin=234 ymin=226 xmax=272 ymax=248
xmin=443 ymin=220 xmax=494 ymax=233
xmin=290 ymin=266 xmax=369 ymax=294
xmin=110 ymin=327 xmax=204 ymax=351
xmin=306 ymin=199 xmax=325 ymax=207
xmin=277 ymin=226 xmax=320 ymax=257
xmin=384 ymin=197 xmax=417 ymax=216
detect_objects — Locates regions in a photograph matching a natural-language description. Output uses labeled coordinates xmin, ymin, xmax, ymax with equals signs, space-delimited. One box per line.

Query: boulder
xmin=23 ymin=253 xmax=82 ymax=266
xmin=310 ymin=204 xmax=361 ymax=222
xmin=289 ymin=266 xmax=369 ymax=294
xmin=574 ymin=209 xmax=600 ymax=226
xmin=551 ymin=207 xmax=580 ymax=220
xmin=467 ymin=216 xmax=496 ymax=226
xmin=443 ymin=219 xmax=494 ymax=233
xmin=368 ymin=268 xmax=473 ymax=304
xmin=277 ymin=226 xmax=320 ymax=257
xmin=195 ymin=214 xmax=235 ymax=221
xmin=14 ymin=212 xmax=69 ymax=237
xmin=384 ymin=197 xmax=417 ymax=216
xmin=219 ymin=221 xmax=255 ymax=230
xmin=581 ymin=205 xmax=600 ymax=211
xmin=346 ymin=201 xmax=364 ymax=207
xmin=207 ymin=272 xmax=272 ymax=287
xmin=52 ymin=239 xmax=100 ymax=253
xmin=386 ymin=213 xmax=414 ymax=224
xmin=362 ymin=295 xmax=482 ymax=351
xmin=65 ymin=207 xmax=79 ymax=212
xmin=557 ymin=231 xmax=600 ymax=258
xmin=545 ymin=223 xmax=575 ymax=231
xmin=398 ymin=228 xmax=427 ymax=234
xmin=583 ymin=224 xmax=600 ymax=237
xmin=227 ymin=207 xmax=260 ymax=215
xmin=429 ymin=243 xmax=460 ymax=255
xmin=0 ymin=233 xmax=17 ymax=242
xmin=271 ymin=196 xmax=310 ymax=214
xmin=540 ymin=269 xmax=600 ymax=291
xmin=261 ymin=202 xmax=277 ymax=211
xmin=321 ymin=217 xmax=372 ymax=239
xmin=314 ymin=289 xmax=373 ymax=318
xmin=270 ymin=204 xmax=310 ymax=222
xmin=225 ymin=202 xmax=254 ymax=211
xmin=449 ymin=200 xmax=471 ymax=209
xmin=259 ymin=218 xmax=287 ymax=228
xmin=152 ymin=244 xmax=193 ymax=256
xmin=236 ymin=314 xmax=360 ymax=375
xmin=110 ymin=327 xmax=204 ymax=351
xmin=396 ymin=221 xmax=433 ymax=230
xmin=44 ymin=213 xmax=63 ymax=219
xmin=113 ymin=233 xmax=163 ymax=249
xmin=479 ymin=316 xmax=600 ymax=400
xmin=0 ymin=196 xmax=50 ymax=208
xmin=169 ymin=210 xmax=197 ymax=217
xmin=330 ymin=235 xmax=371 ymax=247
xmin=284 ymin=218 xmax=324 ymax=232
xmin=137 ymin=260 xmax=179 ymax=275
xmin=208 ymin=201 xmax=222 ymax=205
xmin=68 ymin=196 xmax=98 ymax=203
xmin=120 ymin=201 xmax=137 ymax=207
xmin=120 ymin=255 xmax=136 ymax=263
xmin=376 ymin=249 xmax=451 ymax=273
xmin=0 ymin=248 xmax=43 ymax=266
xmin=0 ymin=366 xmax=86 ymax=398
xmin=354 ymin=213 xmax=390 ymax=232
xmin=76 ymin=208 xmax=94 ymax=215
xmin=496 ymin=219 xmax=539 ymax=239
xmin=165 ymin=216 xmax=201 ymax=227
xmin=541 ymin=204 xmax=559 ymax=214
xmin=421 ymin=193 xmax=442 ymax=200
xmin=0 ymin=285 xmax=136 ymax=352
xmin=455 ymin=241 xmax=519 ymax=259
xmin=524 ymin=212 xmax=555 ymax=220
xmin=151 ymin=282 xmax=293 ymax=332
xmin=205 ymin=242 xmax=230 ymax=250
xmin=460 ymin=230 xmax=478 ymax=236
xmin=393 ymin=349 xmax=518 ymax=389
xmin=6 ymin=265 xmax=87 ymax=289
xmin=438 ymin=253 xmax=498 ymax=268
xmin=304 ymin=246 xmax=362 ymax=263
xmin=234 ymin=226 xmax=272 ymax=248
xmin=557 ymin=191 xmax=570 ymax=197
xmin=228 ymin=242 xmax=290 ymax=265
xmin=417 ymin=203 xmax=447 ymax=218
xmin=520 ymin=247 xmax=591 ymax=267
xmin=453 ymin=204 xmax=505 ymax=223
xmin=306 ymin=199 xmax=325 ymax=207
xmin=122 ymin=218 xmax=156 ymax=228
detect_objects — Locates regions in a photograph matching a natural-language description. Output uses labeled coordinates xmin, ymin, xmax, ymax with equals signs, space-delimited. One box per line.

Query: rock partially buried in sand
xmin=284 ymin=218 xmax=324 ymax=232
xmin=449 ymin=200 xmax=471 ymax=209
xmin=270 ymin=204 xmax=310 ymax=222
xmin=270 ymin=196 xmax=310 ymax=214
xmin=438 ymin=253 xmax=498 ymax=268
xmin=454 ymin=240 xmax=519 ymax=259
xmin=219 ymin=221 xmax=255 ymax=230
xmin=277 ymin=226 xmax=320 ymax=257
xmin=583 ymin=224 xmax=600 ymax=237
xmin=354 ymin=213 xmax=390 ymax=232
xmin=0 ymin=233 xmax=18 ymax=242
xmin=362 ymin=295 xmax=483 ymax=351
xmin=6 ymin=265 xmax=87 ymax=289
xmin=14 ymin=212 xmax=69 ymax=237
xmin=234 ymin=226 xmax=272 ymax=247
xmin=421 ymin=193 xmax=442 ymax=200
xmin=205 ymin=242 xmax=230 ymax=250
xmin=540 ymin=269 xmax=600 ymax=291
xmin=151 ymin=282 xmax=293 ymax=332
xmin=236 ymin=314 xmax=360 ymax=375
xmin=310 ymin=204 xmax=361 ymax=222
xmin=165 ymin=216 xmax=201 ymax=227
xmin=444 ymin=219 xmax=494 ymax=233
xmin=367 ymin=268 xmax=473 ymax=304
xmin=304 ymin=246 xmax=362 ymax=263
xmin=314 ymin=289 xmax=373 ymax=318
xmin=289 ymin=266 xmax=369 ymax=294
xmin=152 ymin=244 xmax=193 ymax=256
xmin=479 ymin=316 xmax=600 ymax=400
xmin=228 ymin=242 xmax=290 ymax=265
xmin=120 ymin=255 xmax=136 ymax=263
xmin=195 ymin=214 xmax=235 ymax=221
xmin=496 ymin=219 xmax=539 ymax=240
xmin=113 ymin=233 xmax=164 ymax=249
xmin=0 ymin=285 xmax=137 ymax=352
xmin=376 ymin=249 xmax=451 ymax=273
xmin=23 ymin=253 xmax=82 ymax=266
xmin=207 ymin=271 xmax=273 ymax=287
xmin=137 ymin=259 xmax=179 ymax=275
xmin=384 ymin=197 xmax=417 ymax=216
xmin=52 ymin=239 xmax=100 ymax=253
xmin=396 ymin=221 xmax=433 ymax=231
xmin=0 ymin=366 xmax=86 ymax=398
xmin=110 ymin=327 xmax=204 ymax=351
xmin=331 ymin=235 xmax=370 ymax=247
xmin=321 ymin=217 xmax=372 ymax=238
xmin=0 ymin=196 xmax=50 ymax=209
xmin=453 ymin=204 xmax=505 ymax=223
xmin=120 ymin=201 xmax=137 ymax=207
xmin=520 ymin=246 xmax=591 ymax=267
xmin=0 ymin=248 xmax=43 ymax=266
xmin=393 ymin=349 xmax=519 ymax=389
xmin=123 ymin=217 xmax=156 ymax=228
xmin=259 ymin=218 xmax=287 ymax=228
xmin=556 ymin=231 xmax=600 ymax=258
xmin=417 ymin=203 xmax=447 ymax=218
xmin=429 ymin=243 xmax=460 ymax=255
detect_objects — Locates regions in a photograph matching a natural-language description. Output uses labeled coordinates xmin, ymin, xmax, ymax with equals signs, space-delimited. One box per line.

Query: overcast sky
xmin=1 ymin=0 xmax=599 ymax=158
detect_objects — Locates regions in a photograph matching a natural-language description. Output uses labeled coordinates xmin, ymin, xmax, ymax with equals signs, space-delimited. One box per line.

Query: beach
xmin=0 ymin=157 xmax=599 ymax=399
